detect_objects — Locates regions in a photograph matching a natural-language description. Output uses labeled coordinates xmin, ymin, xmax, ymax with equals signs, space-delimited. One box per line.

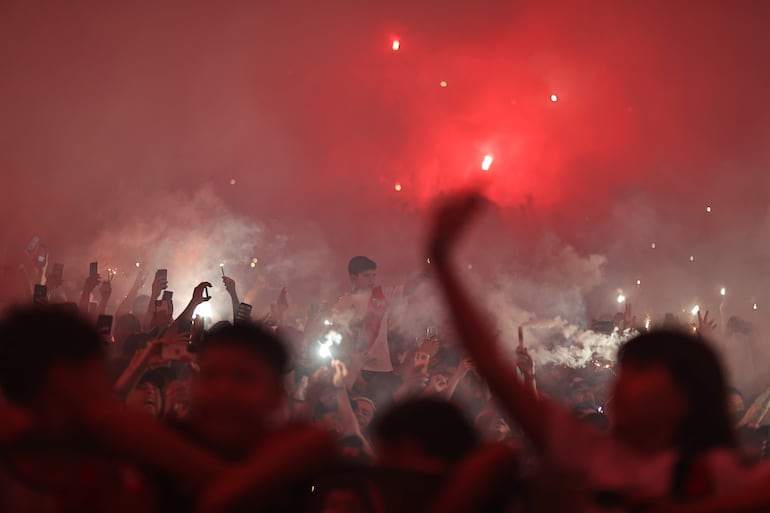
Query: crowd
xmin=2 ymin=192 xmax=770 ymax=513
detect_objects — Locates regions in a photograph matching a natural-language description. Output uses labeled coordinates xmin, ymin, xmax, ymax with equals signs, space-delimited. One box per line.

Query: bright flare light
xmin=391 ymin=39 xmax=400 ymax=51
xmin=250 ymin=262 xmax=256 ymax=268
xmin=550 ymin=94 xmax=558 ymax=102
xmin=394 ymin=183 xmax=402 ymax=192
xmin=135 ymin=262 xmax=140 ymax=268
xmin=706 ymin=206 xmax=712 ymax=213
xmin=481 ymin=155 xmax=494 ymax=171
xmin=229 ymin=178 xmax=236 ymax=185
xmin=753 ymin=303 xmax=759 ymax=311
xmin=691 ymin=305 xmax=700 ymax=316
xmin=651 ymin=242 xmax=656 ymax=249
xmin=720 ymin=287 xmax=726 ymax=296
xmin=440 ymin=81 xmax=447 ymax=88
xmin=194 ymin=302 xmax=212 ymax=319
xmin=617 ymin=294 xmax=626 ymax=304
xmin=318 ymin=330 xmax=342 ymax=358
xmin=689 ymin=255 xmax=695 ymax=262
xmin=636 ymin=279 xmax=642 ymax=286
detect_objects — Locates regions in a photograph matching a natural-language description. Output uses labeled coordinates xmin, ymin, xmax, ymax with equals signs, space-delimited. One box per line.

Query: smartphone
xmin=33 ymin=284 xmax=48 ymax=303
xmin=236 ymin=302 xmax=253 ymax=323
xmin=161 ymin=343 xmax=189 ymax=361
xmin=96 ymin=315 xmax=113 ymax=337
xmin=426 ymin=327 xmax=438 ymax=340
xmin=89 ymin=262 xmax=98 ymax=277
xmin=52 ymin=263 xmax=64 ymax=284
xmin=25 ymin=235 xmax=40 ymax=254
xmin=162 ymin=290 xmax=173 ymax=302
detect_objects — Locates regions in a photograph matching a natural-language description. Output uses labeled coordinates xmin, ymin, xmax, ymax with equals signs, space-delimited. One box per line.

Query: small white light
xmin=220 ymin=262 xmax=225 ymax=268
xmin=427 ymin=258 xmax=431 ymax=264
xmin=617 ymin=294 xmax=626 ymax=304
xmin=720 ymin=287 xmax=726 ymax=296
xmin=318 ymin=345 xmax=331 ymax=358
xmin=252 ymin=257 xmax=258 ymax=263
xmin=229 ymin=178 xmax=236 ymax=185
xmin=753 ymin=303 xmax=759 ymax=311
xmin=135 ymin=262 xmax=140 ymax=268
xmin=440 ymin=81 xmax=447 ymax=88
xmin=706 ymin=206 xmax=712 ymax=213
xmin=323 ymin=319 xmax=332 ymax=326
xmin=481 ymin=155 xmax=494 ymax=171
xmin=651 ymin=242 xmax=656 ymax=249
xmin=392 ymin=39 xmax=400 ymax=51
xmin=689 ymin=255 xmax=695 ymax=262
xmin=691 ymin=305 xmax=700 ymax=315
xmin=394 ymin=183 xmax=402 ymax=192
xmin=550 ymin=94 xmax=558 ymax=102
xmin=636 ymin=279 xmax=641 ymax=286
xmin=250 ymin=262 xmax=256 ymax=268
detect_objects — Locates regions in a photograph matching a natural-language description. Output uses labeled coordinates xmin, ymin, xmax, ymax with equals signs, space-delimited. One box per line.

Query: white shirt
xmin=333 ymin=285 xmax=404 ymax=372
xmin=541 ymin=403 xmax=770 ymax=512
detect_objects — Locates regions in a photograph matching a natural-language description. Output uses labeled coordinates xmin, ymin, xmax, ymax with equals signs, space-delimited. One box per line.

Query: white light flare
xmin=194 ymin=302 xmax=212 ymax=319
xmin=391 ymin=39 xmax=400 ymax=51
xmin=617 ymin=294 xmax=626 ymax=304
xmin=440 ymin=81 xmax=447 ymax=88
xmin=550 ymin=94 xmax=558 ymax=102
xmin=706 ymin=206 xmax=712 ymax=213
xmin=318 ymin=330 xmax=342 ymax=358
xmin=481 ymin=155 xmax=494 ymax=171
xmin=720 ymin=287 xmax=726 ymax=297
xmin=394 ymin=183 xmax=402 ymax=192
xmin=753 ymin=303 xmax=759 ymax=311
xmin=691 ymin=305 xmax=700 ymax=316
xmin=636 ymin=279 xmax=642 ymax=286
xmin=135 ymin=262 xmax=141 ymax=268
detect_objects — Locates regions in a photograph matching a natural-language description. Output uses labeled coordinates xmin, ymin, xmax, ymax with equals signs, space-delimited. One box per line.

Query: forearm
xmin=200 ymin=427 xmax=335 ymax=513
xmin=82 ymin=402 xmax=226 ymax=486
xmin=335 ymin=388 xmax=361 ymax=438
xmin=433 ymin=260 xmax=545 ymax=446
xmin=116 ymin=288 xmax=140 ymax=318
xmin=79 ymin=291 xmax=92 ymax=314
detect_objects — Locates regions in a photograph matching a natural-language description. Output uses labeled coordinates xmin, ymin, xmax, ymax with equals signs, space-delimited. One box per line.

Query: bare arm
xmin=427 ymin=442 xmax=519 ymax=513
xmin=428 ymin=193 xmax=547 ymax=449
xmin=222 ymin=276 xmax=240 ymax=322
xmin=198 ymin=425 xmax=335 ymax=513
xmin=116 ymin=272 xmax=147 ymax=318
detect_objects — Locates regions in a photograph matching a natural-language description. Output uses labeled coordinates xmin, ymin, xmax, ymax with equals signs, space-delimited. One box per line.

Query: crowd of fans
xmin=2 ymin=192 xmax=770 ymax=513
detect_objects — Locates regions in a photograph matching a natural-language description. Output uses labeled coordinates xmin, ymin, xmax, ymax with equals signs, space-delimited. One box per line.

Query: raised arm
xmin=222 ymin=276 xmax=240 ymax=322
xmin=169 ymin=282 xmax=211 ymax=334
xmin=428 ymin=192 xmax=546 ymax=449
xmin=116 ymin=271 xmax=147 ymax=318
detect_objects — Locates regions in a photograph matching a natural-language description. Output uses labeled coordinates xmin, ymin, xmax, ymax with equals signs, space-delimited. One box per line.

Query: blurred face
xmin=567 ymin=385 xmax=596 ymax=410
xmin=321 ymin=489 xmax=368 ymax=513
xmin=353 ymin=399 xmax=375 ymax=430
xmin=350 ymin=270 xmax=376 ymax=292
xmin=610 ymin=363 xmax=687 ymax=446
xmin=191 ymin=343 xmax=283 ymax=448
xmin=126 ymin=381 xmax=162 ymax=417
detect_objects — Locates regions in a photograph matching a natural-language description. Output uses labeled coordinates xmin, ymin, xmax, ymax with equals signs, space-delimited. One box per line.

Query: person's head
xmin=190 ymin=321 xmax=289 ymax=451
xmin=348 ymin=256 xmax=377 ymax=292
xmin=351 ymin=397 xmax=376 ymax=431
xmin=475 ymin=410 xmax=512 ymax=442
xmin=114 ymin=314 xmax=141 ymax=346
xmin=613 ymin=330 xmax=734 ymax=455
xmin=372 ymin=398 xmax=478 ymax=473
xmin=126 ymin=371 xmax=164 ymax=418
xmin=566 ymin=377 xmax=596 ymax=412
xmin=0 ymin=307 xmax=107 ymax=432
xmin=727 ymin=387 xmax=745 ymax=424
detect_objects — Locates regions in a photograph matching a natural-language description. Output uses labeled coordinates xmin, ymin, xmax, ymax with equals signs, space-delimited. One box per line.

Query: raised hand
xmin=222 ymin=276 xmax=237 ymax=296
xmin=332 ymin=360 xmax=348 ymax=389
xmin=191 ymin=282 xmax=213 ymax=305
xmin=696 ymin=310 xmax=717 ymax=335
xmin=515 ymin=347 xmax=535 ymax=380
xmin=131 ymin=271 xmax=148 ymax=292
xmin=82 ymin=273 xmax=101 ymax=295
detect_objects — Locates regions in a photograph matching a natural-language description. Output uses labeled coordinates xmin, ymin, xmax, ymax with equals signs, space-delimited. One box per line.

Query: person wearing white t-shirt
xmin=427 ymin=192 xmax=770 ymax=512
xmin=333 ymin=256 xmax=404 ymax=407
